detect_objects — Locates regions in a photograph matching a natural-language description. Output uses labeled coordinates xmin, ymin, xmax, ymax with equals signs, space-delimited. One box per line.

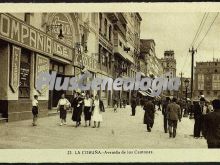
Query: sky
xmin=140 ymin=12 xmax=220 ymax=78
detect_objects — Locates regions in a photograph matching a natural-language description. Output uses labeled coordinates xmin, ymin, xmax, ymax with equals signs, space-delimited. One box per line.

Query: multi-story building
xmin=96 ymin=13 xmax=115 ymax=106
xmin=139 ymin=39 xmax=163 ymax=98
xmin=194 ymin=59 xmax=220 ymax=100
xmin=140 ymin=39 xmax=163 ymax=78
xmin=161 ymin=50 xmax=176 ymax=78
xmin=108 ymin=13 xmax=142 ymax=104
xmin=160 ymin=50 xmax=177 ymax=96
xmin=0 ymin=13 xmax=100 ymax=121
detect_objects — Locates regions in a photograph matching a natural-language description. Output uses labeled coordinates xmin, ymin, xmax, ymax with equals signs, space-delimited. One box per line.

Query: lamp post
xmin=184 ymin=79 xmax=190 ymax=117
xmin=46 ymin=24 xmax=64 ymax=39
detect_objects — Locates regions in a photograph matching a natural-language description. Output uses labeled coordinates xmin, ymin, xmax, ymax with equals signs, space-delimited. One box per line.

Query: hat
xmin=212 ymin=99 xmax=220 ymax=110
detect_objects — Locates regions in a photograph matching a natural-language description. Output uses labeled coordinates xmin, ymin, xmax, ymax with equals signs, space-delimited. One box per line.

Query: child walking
xmin=32 ymin=95 xmax=39 ymax=126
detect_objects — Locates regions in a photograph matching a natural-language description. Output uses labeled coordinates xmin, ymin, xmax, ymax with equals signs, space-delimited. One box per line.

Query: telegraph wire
xmin=191 ymin=13 xmax=209 ymax=47
xmin=196 ymin=12 xmax=219 ymax=49
xmin=180 ymin=13 xmax=210 ymax=74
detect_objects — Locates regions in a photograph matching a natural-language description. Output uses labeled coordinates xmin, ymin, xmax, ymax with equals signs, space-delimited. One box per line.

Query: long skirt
xmin=72 ymin=107 xmax=82 ymax=122
xmin=143 ymin=112 xmax=154 ymax=127
xmin=60 ymin=105 xmax=67 ymax=120
xmin=84 ymin=106 xmax=92 ymax=121
xmin=92 ymin=106 xmax=103 ymax=122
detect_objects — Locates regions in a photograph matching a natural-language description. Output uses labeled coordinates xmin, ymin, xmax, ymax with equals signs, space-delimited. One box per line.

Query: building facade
xmin=109 ymin=13 xmax=142 ymax=104
xmin=140 ymin=39 xmax=163 ymax=78
xmin=0 ymin=13 xmax=100 ymax=121
xmin=161 ymin=50 xmax=177 ymax=79
xmin=194 ymin=59 xmax=220 ymax=100
xmin=160 ymin=50 xmax=177 ymax=97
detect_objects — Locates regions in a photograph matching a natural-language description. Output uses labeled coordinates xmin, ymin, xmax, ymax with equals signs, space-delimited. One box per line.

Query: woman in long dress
xmin=143 ymin=97 xmax=155 ymax=132
xmin=92 ymin=95 xmax=105 ymax=128
xmin=72 ymin=92 xmax=83 ymax=127
xmin=57 ymin=93 xmax=71 ymax=126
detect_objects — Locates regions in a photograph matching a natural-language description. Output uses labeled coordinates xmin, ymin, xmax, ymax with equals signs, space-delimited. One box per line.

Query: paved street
xmin=0 ymin=106 xmax=207 ymax=149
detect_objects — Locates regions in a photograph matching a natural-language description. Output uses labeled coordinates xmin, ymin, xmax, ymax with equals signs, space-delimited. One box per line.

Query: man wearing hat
xmin=202 ymin=99 xmax=220 ymax=148
xmin=193 ymin=97 xmax=208 ymax=138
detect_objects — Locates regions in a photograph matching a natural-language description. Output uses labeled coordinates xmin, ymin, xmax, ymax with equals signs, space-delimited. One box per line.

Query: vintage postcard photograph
xmin=0 ymin=2 xmax=220 ymax=163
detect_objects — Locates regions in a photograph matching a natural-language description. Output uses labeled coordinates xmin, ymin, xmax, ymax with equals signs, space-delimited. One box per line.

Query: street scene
xmin=0 ymin=106 xmax=207 ymax=149
xmin=0 ymin=12 xmax=220 ymax=149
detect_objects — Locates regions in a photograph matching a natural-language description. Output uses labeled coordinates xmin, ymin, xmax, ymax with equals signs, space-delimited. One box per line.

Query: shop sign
xmin=50 ymin=13 xmax=73 ymax=46
xmin=53 ymin=41 xmax=72 ymax=61
xmin=82 ymin=54 xmax=98 ymax=71
xmin=0 ymin=13 xmax=53 ymax=56
xmin=35 ymin=54 xmax=49 ymax=95
xmin=0 ymin=13 xmax=73 ymax=62
xmin=10 ymin=45 xmax=21 ymax=93
xmin=74 ymin=53 xmax=98 ymax=71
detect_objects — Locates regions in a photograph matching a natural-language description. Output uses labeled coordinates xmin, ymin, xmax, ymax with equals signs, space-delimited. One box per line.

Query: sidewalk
xmin=0 ymin=106 xmax=207 ymax=149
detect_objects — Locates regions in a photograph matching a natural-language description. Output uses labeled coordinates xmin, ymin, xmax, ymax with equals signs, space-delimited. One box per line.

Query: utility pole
xmin=179 ymin=72 xmax=183 ymax=99
xmin=189 ymin=47 xmax=197 ymax=100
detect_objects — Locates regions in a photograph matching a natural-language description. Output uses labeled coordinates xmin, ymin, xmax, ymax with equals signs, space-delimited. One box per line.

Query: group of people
xmin=139 ymin=94 xmax=220 ymax=148
xmin=140 ymin=96 xmax=181 ymax=138
xmin=31 ymin=91 xmax=220 ymax=148
xmin=57 ymin=92 xmax=105 ymax=128
xmin=31 ymin=92 xmax=105 ymax=128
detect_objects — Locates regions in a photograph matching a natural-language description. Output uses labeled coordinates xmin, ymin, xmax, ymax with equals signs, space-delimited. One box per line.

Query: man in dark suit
xmin=131 ymin=96 xmax=137 ymax=116
xmin=167 ymin=97 xmax=181 ymax=138
xmin=193 ymin=97 xmax=207 ymax=138
xmin=202 ymin=99 xmax=220 ymax=148
xmin=162 ymin=97 xmax=170 ymax=133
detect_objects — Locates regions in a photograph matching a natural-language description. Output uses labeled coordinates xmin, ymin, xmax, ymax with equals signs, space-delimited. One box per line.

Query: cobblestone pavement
xmin=0 ymin=106 xmax=207 ymax=149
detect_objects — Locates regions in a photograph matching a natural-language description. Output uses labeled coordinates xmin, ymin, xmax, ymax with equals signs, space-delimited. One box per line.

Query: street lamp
xmin=46 ymin=24 xmax=64 ymax=39
xmin=183 ymin=79 xmax=190 ymax=117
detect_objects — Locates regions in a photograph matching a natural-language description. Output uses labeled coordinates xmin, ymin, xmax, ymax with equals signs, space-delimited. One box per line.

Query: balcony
xmin=114 ymin=34 xmax=134 ymax=64
xmin=99 ymin=33 xmax=113 ymax=53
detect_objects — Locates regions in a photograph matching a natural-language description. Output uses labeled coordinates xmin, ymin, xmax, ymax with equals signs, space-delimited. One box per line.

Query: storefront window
xmin=19 ymin=49 xmax=31 ymax=98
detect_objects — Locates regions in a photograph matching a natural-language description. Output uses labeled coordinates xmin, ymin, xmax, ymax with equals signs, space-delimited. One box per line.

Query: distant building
xmin=160 ymin=50 xmax=177 ymax=97
xmin=140 ymin=39 xmax=163 ymax=78
xmin=161 ymin=50 xmax=176 ymax=78
xmin=194 ymin=59 xmax=220 ymax=101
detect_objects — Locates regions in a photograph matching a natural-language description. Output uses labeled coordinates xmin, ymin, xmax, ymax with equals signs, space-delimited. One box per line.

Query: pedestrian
xmin=83 ymin=93 xmax=92 ymax=127
xmin=202 ymin=99 xmax=220 ymax=148
xmin=113 ymin=99 xmax=118 ymax=112
xmin=123 ymin=99 xmax=126 ymax=108
xmin=167 ymin=97 xmax=181 ymax=138
xmin=32 ymin=95 xmax=39 ymax=126
xmin=131 ymin=96 xmax=137 ymax=116
xmin=92 ymin=95 xmax=105 ymax=128
xmin=178 ymin=99 xmax=184 ymax=118
xmin=72 ymin=92 xmax=84 ymax=127
xmin=162 ymin=97 xmax=170 ymax=133
xmin=158 ymin=99 xmax=161 ymax=111
xmin=143 ymin=97 xmax=155 ymax=132
xmin=206 ymin=101 xmax=214 ymax=113
xmin=57 ymin=93 xmax=71 ymax=126
xmin=193 ymin=97 xmax=208 ymax=138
